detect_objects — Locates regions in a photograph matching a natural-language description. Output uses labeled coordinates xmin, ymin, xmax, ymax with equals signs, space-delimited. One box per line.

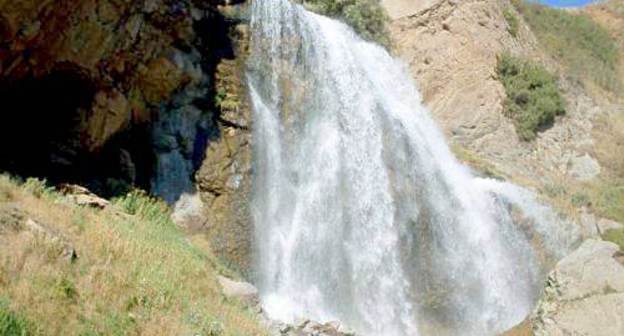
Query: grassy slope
xmin=505 ymin=0 xmax=624 ymax=248
xmin=0 ymin=176 xmax=265 ymax=336
xmin=584 ymin=0 xmax=624 ymax=86
xmin=512 ymin=0 xmax=621 ymax=93
xmin=584 ymin=1 xmax=624 ymax=249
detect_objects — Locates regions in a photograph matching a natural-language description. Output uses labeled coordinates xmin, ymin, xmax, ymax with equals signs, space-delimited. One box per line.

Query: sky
xmin=533 ymin=0 xmax=603 ymax=7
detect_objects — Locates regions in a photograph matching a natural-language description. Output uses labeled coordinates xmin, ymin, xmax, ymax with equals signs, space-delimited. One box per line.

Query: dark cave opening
xmin=0 ymin=6 xmax=246 ymax=201
xmin=0 ymin=68 xmax=154 ymax=198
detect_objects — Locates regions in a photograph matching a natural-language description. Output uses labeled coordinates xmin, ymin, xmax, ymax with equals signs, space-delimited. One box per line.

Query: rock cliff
xmin=383 ymin=1 xmax=624 ymax=334
xmin=388 ymin=0 xmax=621 ymax=183
xmin=0 ymin=0 xmax=246 ymax=196
xmin=385 ymin=0 xmax=623 ymax=233
xmin=0 ymin=0 xmax=254 ymax=271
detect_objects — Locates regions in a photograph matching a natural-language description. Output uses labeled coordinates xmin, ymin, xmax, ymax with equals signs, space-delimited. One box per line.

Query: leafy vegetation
xmin=302 ymin=0 xmax=391 ymax=47
xmin=496 ymin=53 xmax=566 ymax=141
xmin=0 ymin=175 xmax=265 ymax=336
xmin=512 ymin=0 xmax=621 ymax=92
xmin=503 ymin=8 xmax=519 ymax=37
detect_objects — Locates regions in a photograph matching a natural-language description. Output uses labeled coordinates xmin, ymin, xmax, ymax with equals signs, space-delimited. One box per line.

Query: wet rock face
xmin=194 ymin=22 xmax=253 ymax=273
xmin=0 ymin=0 xmax=242 ymax=198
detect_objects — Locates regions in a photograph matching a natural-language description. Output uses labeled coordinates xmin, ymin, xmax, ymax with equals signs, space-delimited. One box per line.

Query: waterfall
xmin=247 ymin=0 xmax=579 ymax=335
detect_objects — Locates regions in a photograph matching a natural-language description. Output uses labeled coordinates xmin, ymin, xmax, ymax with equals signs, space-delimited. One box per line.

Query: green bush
xmin=303 ymin=0 xmax=391 ymax=47
xmin=503 ymin=8 xmax=519 ymax=37
xmin=496 ymin=53 xmax=566 ymax=141
xmin=22 ymin=178 xmax=56 ymax=199
xmin=112 ymin=189 xmax=172 ymax=227
xmin=0 ymin=299 xmax=34 ymax=336
xmin=512 ymin=0 xmax=621 ymax=92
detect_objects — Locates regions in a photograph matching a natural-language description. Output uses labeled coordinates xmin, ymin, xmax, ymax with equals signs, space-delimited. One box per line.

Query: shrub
xmin=512 ymin=0 xmax=621 ymax=92
xmin=496 ymin=53 xmax=566 ymax=141
xmin=22 ymin=177 xmax=56 ymax=199
xmin=303 ymin=0 xmax=391 ymax=47
xmin=112 ymin=189 xmax=172 ymax=227
xmin=503 ymin=8 xmax=519 ymax=37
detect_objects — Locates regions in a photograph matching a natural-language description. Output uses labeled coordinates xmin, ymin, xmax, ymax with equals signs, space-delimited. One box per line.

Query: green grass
xmin=512 ymin=0 xmax=621 ymax=92
xmin=302 ymin=0 xmax=391 ymax=47
xmin=503 ymin=8 xmax=519 ymax=37
xmin=496 ymin=53 xmax=566 ymax=141
xmin=541 ymin=177 xmax=624 ymax=232
xmin=592 ymin=180 xmax=624 ymax=224
xmin=0 ymin=175 xmax=266 ymax=335
xmin=603 ymin=228 xmax=624 ymax=251
xmin=0 ymin=299 xmax=35 ymax=336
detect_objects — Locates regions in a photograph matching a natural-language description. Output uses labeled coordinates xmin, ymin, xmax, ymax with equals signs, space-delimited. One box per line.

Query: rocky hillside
xmin=383 ymin=0 xmax=624 ymax=334
xmin=385 ymin=0 xmax=623 ymax=230
xmin=0 ymin=176 xmax=265 ymax=335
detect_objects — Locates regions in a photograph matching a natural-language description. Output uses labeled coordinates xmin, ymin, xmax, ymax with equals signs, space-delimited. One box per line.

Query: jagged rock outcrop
xmin=531 ymin=239 xmax=624 ymax=336
xmin=59 ymin=183 xmax=110 ymax=209
xmin=0 ymin=0 xmax=202 ymax=146
xmin=0 ymin=0 xmax=255 ymax=273
xmin=0 ymin=0 xmax=242 ymax=196
xmin=195 ymin=21 xmax=253 ymax=273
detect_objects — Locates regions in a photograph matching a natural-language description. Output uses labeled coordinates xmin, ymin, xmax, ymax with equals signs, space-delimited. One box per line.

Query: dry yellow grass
xmin=0 ymin=175 xmax=266 ymax=336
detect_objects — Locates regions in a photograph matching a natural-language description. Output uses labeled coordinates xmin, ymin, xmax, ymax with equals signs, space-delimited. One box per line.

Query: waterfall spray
xmin=247 ymin=1 xmax=579 ymax=334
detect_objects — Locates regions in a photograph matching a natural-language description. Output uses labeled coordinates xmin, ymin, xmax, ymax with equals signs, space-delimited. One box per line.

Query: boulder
xmin=597 ymin=218 xmax=623 ymax=235
xmin=171 ymin=193 xmax=206 ymax=231
xmin=24 ymin=218 xmax=77 ymax=262
xmin=217 ymin=275 xmax=258 ymax=305
xmin=59 ymin=184 xmax=110 ymax=209
xmin=532 ymin=239 xmax=624 ymax=336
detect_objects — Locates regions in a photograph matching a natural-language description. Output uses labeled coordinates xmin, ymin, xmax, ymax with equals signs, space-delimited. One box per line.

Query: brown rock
xmin=84 ymin=89 xmax=131 ymax=150
xmin=0 ymin=0 xmax=205 ymax=153
xmin=59 ymin=184 xmax=110 ymax=209
xmin=384 ymin=0 xmax=622 ymax=194
xmin=137 ymin=57 xmax=184 ymax=105
xmin=24 ymin=218 xmax=77 ymax=262
xmin=195 ymin=27 xmax=253 ymax=273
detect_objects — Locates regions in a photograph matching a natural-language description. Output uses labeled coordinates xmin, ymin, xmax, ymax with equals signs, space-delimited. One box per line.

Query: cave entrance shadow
xmin=150 ymin=6 xmax=242 ymax=205
xmin=0 ymin=65 xmax=155 ymax=199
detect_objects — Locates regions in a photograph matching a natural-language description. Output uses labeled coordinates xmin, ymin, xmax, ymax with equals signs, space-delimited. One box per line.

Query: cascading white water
xmin=247 ymin=1 xmax=579 ymax=335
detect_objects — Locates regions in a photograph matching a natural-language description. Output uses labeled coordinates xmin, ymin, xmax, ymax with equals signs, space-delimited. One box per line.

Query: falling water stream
xmin=247 ymin=0 xmax=579 ymax=335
